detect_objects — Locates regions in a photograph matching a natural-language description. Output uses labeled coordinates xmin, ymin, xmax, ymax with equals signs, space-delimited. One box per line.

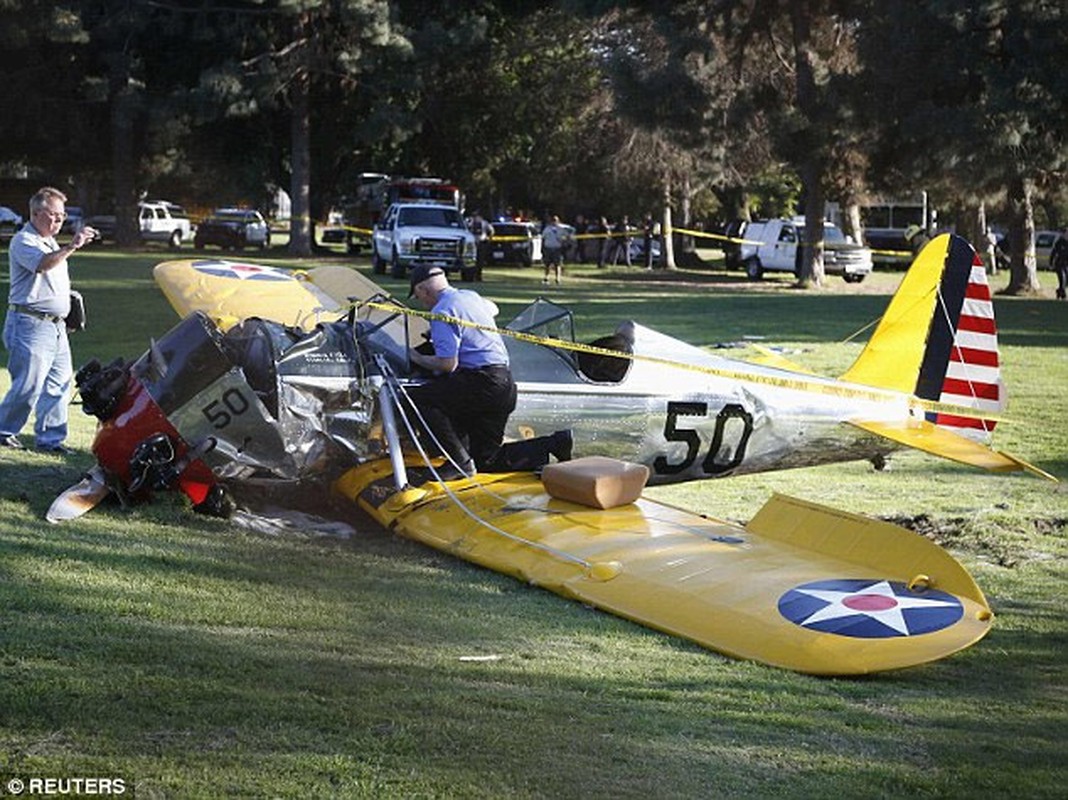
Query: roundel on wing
xmin=778 ymin=578 xmax=963 ymax=638
xmin=191 ymin=261 xmax=294 ymax=282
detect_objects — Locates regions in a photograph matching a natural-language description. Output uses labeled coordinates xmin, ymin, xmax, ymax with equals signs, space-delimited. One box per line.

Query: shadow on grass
xmin=3 ymin=506 xmax=1064 ymax=796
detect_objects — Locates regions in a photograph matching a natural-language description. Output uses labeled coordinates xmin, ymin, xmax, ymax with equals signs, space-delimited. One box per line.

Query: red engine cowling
xmin=91 ymin=377 xmax=217 ymax=506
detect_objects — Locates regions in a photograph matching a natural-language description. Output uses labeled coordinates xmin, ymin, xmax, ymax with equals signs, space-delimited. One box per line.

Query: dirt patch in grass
xmin=881 ymin=513 xmax=1066 ymax=568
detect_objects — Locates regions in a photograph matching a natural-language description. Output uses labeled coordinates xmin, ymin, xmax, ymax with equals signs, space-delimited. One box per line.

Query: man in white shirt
xmin=0 ymin=187 xmax=97 ymax=453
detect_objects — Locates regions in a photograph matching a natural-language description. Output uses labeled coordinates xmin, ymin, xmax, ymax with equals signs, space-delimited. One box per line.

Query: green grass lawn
xmin=1 ymin=246 xmax=1065 ymax=798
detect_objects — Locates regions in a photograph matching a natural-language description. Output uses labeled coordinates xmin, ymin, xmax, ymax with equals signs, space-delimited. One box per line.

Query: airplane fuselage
xmin=504 ymin=323 xmax=905 ymax=485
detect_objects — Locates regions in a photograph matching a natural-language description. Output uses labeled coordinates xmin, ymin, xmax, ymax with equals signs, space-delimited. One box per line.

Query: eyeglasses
xmin=36 ymin=209 xmax=67 ymax=222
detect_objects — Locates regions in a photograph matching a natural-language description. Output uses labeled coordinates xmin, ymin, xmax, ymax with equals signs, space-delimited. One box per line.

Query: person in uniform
xmin=406 ymin=265 xmax=571 ymax=478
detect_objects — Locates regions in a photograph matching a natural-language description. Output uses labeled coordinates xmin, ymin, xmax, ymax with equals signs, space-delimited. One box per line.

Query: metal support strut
xmin=370 ymin=357 xmax=410 ymax=492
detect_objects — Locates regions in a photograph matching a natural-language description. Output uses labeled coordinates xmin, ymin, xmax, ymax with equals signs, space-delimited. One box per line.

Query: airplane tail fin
xmin=841 ymin=234 xmax=1003 ymax=444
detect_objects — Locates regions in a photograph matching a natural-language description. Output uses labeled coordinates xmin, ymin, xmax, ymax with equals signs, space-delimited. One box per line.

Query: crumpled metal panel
xmin=147 ymin=314 xmax=380 ymax=483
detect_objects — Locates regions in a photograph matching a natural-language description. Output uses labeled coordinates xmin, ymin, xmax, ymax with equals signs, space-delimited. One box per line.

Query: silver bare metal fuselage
xmin=504 ymin=322 xmax=905 ymax=485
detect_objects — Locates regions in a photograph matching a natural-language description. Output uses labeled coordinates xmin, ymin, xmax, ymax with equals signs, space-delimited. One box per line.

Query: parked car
xmin=1035 ymin=230 xmax=1062 ymax=270
xmin=487 ymin=221 xmax=542 ymax=266
xmin=194 ymin=208 xmax=271 ymax=250
xmin=319 ymin=209 xmax=346 ymax=244
xmin=738 ymin=218 xmax=873 ymax=282
xmin=627 ymin=236 xmax=662 ymax=266
xmin=140 ymin=200 xmax=193 ymax=248
xmin=0 ymin=205 xmax=23 ymax=241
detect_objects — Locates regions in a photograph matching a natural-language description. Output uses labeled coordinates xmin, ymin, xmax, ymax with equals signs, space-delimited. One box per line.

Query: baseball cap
xmin=408 ymin=265 xmax=445 ymax=296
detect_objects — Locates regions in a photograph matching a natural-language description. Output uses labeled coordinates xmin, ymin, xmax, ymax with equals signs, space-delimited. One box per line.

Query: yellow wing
xmin=154 ymin=259 xmax=346 ymax=331
xmin=335 ymin=459 xmax=993 ymax=676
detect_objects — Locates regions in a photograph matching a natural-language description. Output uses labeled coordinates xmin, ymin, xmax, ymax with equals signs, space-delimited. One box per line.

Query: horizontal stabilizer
xmin=848 ymin=418 xmax=1056 ymax=480
xmin=744 ymin=344 xmax=817 ymax=375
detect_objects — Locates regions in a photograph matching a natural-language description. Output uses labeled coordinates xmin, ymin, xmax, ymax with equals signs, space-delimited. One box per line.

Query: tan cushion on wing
xmin=541 ymin=456 xmax=650 ymax=509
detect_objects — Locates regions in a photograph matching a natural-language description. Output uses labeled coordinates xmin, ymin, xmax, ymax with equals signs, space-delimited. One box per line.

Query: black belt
xmin=458 ymin=364 xmax=509 ymax=373
xmin=13 ymin=304 xmax=64 ymax=323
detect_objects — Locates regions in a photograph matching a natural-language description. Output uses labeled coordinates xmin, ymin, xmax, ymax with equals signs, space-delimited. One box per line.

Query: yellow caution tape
xmin=335 ymin=224 xmax=375 ymax=237
xmin=335 ymin=223 xmax=882 ymax=252
xmin=672 ymin=227 xmax=763 ymax=245
xmin=355 ymin=299 xmax=1005 ymax=422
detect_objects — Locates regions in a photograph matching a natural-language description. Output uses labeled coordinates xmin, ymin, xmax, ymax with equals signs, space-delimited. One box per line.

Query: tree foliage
xmin=0 ymin=0 xmax=1063 ymax=282
xmin=857 ymin=0 xmax=1068 ymax=293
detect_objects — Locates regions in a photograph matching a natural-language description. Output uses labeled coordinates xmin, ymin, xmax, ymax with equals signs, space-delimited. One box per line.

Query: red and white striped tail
xmin=929 ymin=253 xmax=1004 ymax=443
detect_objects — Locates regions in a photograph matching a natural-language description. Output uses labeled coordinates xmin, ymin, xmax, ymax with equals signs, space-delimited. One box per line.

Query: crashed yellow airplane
xmin=52 ymin=234 xmax=1051 ymax=675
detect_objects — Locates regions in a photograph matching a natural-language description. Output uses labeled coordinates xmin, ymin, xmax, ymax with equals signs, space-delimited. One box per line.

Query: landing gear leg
xmin=871 ymin=453 xmax=891 ymax=472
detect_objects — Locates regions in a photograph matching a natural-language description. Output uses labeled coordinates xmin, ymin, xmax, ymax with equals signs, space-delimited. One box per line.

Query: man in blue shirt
xmin=406 ymin=265 xmax=570 ymax=478
xmin=0 ymin=187 xmax=97 ymax=453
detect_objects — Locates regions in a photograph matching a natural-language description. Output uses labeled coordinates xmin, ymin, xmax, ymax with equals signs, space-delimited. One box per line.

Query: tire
xmin=843 ymin=273 xmax=866 ymax=284
xmin=371 ymin=250 xmax=385 ymax=274
xmin=168 ymin=230 xmax=182 ymax=250
xmin=460 ymin=267 xmax=477 ymax=282
xmin=260 ymin=231 xmax=271 ymax=250
xmin=390 ymin=250 xmax=406 ymax=279
xmin=744 ymin=257 xmax=763 ymax=280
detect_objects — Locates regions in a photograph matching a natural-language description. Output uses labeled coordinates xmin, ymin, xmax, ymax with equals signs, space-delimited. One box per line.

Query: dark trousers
xmin=405 ymin=365 xmax=558 ymax=472
xmin=406 ymin=365 xmax=515 ymax=468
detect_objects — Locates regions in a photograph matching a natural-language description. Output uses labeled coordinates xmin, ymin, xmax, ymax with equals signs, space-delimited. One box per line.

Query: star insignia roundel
xmin=778 ymin=578 xmax=964 ymax=638
xmin=192 ymin=261 xmax=293 ymax=281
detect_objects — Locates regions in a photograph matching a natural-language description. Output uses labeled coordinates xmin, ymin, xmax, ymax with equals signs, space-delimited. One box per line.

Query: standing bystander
xmin=1050 ymin=230 xmax=1068 ymax=300
xmin=468 ymin=211 xmax=493 ymax=282
xmin=572 ymin=214 xmax=588 ymax=263
xmin=593 ymin=216 xmax=611 ymax=268
xmin=0 ymin=187 xmax=97 ymax=453
xmin=641 ymin=214 xmax=656 ymax=270
xmin=985 ymin=228 xmax=1000 ymax=276
xmin=541 ymin=215 xmax=568 ymax=284
xmin=612 ymin=215 xmax=633 ymax=266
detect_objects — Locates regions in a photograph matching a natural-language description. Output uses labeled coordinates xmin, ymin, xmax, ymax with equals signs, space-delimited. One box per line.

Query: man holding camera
xmin=0 ymin=186 xmax=97 ymax=454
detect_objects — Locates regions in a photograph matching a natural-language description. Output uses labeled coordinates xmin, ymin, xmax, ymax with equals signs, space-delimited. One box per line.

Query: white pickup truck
xmin=139 ymin=201 xmax=193 ymax=249
xmin=738 ymin=218 xmax=873 ymax=283
xmin=371 ymin=202 xmax=478 ymax=280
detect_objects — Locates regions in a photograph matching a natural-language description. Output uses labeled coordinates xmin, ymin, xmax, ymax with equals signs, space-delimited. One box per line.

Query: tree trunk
xmin=661 ymin=177 xmax=675 ymax=270
xmin=841 ymin=200 xmax=863 ymax=246
xmin=109 ymin=55 xmax=139 ymax=247
xmin=675 ymin=173 xmax=704 ymax=268
xmin=1004 ymin=175 xmax=1041 ymax=295
xmin=800 ymin=167 xmax=827 ymax=287
xmin=287 ymin=13 xmax=313 ymax=257
xmin=680 ymin=174 xmax=694 ymax=255
xmin=791 ymin=0 xmax=825 ymax=287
